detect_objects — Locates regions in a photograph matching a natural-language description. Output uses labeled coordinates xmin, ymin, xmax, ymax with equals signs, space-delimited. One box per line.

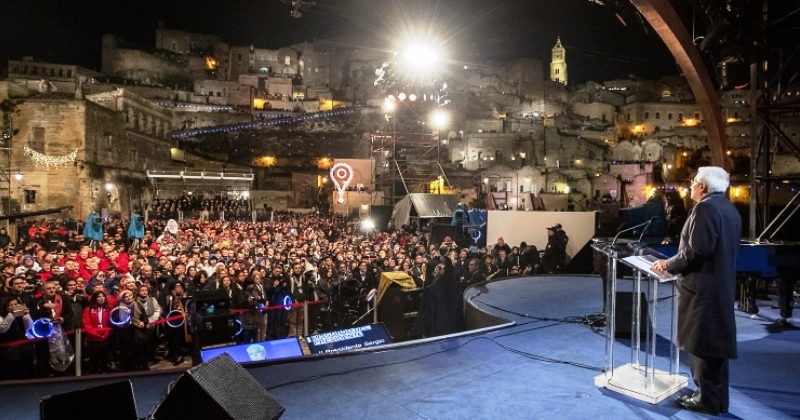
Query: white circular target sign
xmin=330 ymin=162 xmax=354 ymax=202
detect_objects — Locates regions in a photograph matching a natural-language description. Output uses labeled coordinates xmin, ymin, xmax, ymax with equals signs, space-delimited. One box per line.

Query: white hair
xmin=696 ymin=166 xmax=730 ymax=193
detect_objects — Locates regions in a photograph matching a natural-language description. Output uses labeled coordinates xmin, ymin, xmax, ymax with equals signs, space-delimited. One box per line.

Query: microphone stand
xmin=629 ymin=218 xmax=656 ymax=255
xmin=610 ymin=217 xmax=659 ymax=248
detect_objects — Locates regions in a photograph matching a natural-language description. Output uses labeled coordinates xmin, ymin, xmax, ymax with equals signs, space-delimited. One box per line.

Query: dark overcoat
xmin=665 ymin=192 xmax=741 ymax=359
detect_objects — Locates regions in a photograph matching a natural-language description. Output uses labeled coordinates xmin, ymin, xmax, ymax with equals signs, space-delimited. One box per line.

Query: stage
xmin=2 ymin=275 xmax=798 ymax=419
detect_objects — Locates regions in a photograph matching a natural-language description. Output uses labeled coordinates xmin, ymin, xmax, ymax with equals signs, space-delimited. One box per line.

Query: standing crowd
xmin=0 ymin=207 xmax=567 ymax=381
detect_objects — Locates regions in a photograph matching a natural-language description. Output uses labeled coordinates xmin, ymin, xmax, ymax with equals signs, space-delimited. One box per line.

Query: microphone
xmin=636 ymin=216 xmax=658 ymax=244
xmin=611 ymin=216 xmax=658 ymax=248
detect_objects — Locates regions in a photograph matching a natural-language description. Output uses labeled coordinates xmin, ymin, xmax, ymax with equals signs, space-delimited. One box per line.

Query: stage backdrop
xmin=486 ymin=211 xmax=596 ymax=259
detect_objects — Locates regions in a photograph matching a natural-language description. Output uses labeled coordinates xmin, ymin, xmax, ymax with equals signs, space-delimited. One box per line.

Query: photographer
xmin=0 ymin=295 xmax=35 ymax=380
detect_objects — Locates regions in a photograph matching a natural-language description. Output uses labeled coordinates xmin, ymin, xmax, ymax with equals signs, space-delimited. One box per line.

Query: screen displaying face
xmin=201 ymin=337 xmax=303 ymax=364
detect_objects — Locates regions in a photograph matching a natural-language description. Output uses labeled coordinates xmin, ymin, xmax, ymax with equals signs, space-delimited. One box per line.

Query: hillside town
xmin=1 ymin=24 xmax=799 ymax=223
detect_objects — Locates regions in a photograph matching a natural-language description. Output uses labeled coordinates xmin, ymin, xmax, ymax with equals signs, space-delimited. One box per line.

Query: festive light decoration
xmin=109 ymin=306 xmax=132 ymax=327
xmin=24 ymin=146 xmax=78 ymax=169
xmin=165 ymin=310 xmax=185 ymax=328
xmin=172 ymin=109 xmax=354 ymax=138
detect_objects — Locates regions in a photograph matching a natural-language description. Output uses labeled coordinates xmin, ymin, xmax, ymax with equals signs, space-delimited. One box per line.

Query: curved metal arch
xmin=629 ymin=0 xmax=728 ymax=169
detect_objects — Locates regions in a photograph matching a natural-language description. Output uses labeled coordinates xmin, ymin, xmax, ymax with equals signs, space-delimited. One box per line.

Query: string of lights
xmin=171 ymin=109 xmax=354 ymax=139
xmin=23 ymin=146 xmax=78 ymax=169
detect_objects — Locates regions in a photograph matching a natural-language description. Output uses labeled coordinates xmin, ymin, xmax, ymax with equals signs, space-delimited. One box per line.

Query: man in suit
xmin=653 ymin=166 xmax=741 ymax=416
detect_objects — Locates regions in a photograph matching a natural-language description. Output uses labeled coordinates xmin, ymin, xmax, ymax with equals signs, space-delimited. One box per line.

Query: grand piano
xmin=650 ymin=241 xmax=800 ymax=315
xmin=616 ymin=200 xmax=800 ymax=317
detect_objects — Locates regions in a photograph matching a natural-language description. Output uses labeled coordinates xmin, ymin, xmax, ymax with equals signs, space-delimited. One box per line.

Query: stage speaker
xmin=614 ymin=292 xmax=649 ymax=339
xmin=40 ymin=380 xmax=138 ymax=420
xmin=198 ymin=312 xmax=239 ymax=346
xmin=150 ymin=353 xmax=284 ymax=420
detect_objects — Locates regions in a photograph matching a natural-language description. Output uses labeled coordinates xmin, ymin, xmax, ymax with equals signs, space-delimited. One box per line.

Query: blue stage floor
xmin=2 ymin=275 xmax=798 ymax=419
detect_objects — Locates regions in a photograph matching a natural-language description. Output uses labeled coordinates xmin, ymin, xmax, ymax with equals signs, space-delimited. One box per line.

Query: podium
xmin=592 ymin=241 xmax=688 ymax=404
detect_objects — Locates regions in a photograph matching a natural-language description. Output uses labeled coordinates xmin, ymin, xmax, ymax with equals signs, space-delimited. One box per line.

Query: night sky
xmin=0 ymin=0 xmax=678 ymax=84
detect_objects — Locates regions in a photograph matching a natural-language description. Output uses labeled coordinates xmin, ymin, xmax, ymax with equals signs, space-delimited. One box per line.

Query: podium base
xmin=594 ymin=363 xmax=688 ymax=404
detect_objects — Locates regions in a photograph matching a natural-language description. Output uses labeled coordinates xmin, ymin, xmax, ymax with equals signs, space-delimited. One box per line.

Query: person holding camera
xmin=0 ymin=295 xmax=35 ymax=380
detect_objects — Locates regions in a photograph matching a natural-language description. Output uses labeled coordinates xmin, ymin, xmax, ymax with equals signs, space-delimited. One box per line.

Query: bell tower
xmin=550 ymin=37 xmax=568 ymax=85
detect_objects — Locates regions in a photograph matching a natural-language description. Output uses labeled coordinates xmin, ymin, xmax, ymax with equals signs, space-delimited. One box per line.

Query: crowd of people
xmin=149 ymin=194 xmax=254 ymax=221
xmin=0 ymin=207 xmax=567 ymax=381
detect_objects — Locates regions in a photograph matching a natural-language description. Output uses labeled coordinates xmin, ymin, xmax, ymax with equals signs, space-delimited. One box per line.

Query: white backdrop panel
xmin=486 ymin=211 xmax=596 ymax=258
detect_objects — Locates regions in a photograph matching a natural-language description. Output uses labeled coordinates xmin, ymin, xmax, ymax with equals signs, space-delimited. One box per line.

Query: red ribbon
xmin=230 ymin=299 xmax=322 ymax=314
xmin=0 ymin=313 xmax=185 ymax=348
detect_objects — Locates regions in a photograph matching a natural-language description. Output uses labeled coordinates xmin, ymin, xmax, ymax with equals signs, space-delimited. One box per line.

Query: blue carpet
xmin=1 ymin=275 xmax=798 ymax=419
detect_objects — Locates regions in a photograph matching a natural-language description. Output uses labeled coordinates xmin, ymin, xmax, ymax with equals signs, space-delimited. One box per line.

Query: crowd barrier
xmin=0 ymin=300 xmax=325 ymax=378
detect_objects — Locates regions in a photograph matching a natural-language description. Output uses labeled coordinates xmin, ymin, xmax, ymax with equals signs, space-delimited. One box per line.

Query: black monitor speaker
xmin=150 ymin=353 xmax=284 ymax=420
xmin=614 ymin=292 xmax=650 ymax=339
xmin=40 ymin=380 xmax=138 ymax=420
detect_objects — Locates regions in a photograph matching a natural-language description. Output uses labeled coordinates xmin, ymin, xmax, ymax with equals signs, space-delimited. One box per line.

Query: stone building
xmin=0 ymin=80 xmax=244 ymax=219
xmin=7 ymin=58 xmax=106 ymax=94
xmin=550 ymin=37 xmax=568 ymax=85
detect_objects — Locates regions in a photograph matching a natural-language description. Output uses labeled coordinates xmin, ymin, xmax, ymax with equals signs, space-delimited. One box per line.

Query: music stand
xmin=592 ymin=242 xmax=688 ymax=404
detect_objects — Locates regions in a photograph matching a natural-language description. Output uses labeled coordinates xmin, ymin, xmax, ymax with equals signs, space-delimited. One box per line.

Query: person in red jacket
xmin=82 ymin=290 xmax=111 ymax=374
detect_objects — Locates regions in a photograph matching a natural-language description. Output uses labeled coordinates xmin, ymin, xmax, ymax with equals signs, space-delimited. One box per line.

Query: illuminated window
xmin=285 ymin=56 xmax=291 ymax=66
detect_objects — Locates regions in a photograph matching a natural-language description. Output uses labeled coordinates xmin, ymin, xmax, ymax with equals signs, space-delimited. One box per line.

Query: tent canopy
xmin=391 ymin=194 xmax=459 ymax=228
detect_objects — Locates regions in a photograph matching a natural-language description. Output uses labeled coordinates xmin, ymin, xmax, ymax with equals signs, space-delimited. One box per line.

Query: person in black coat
xmin=653 ymin=167 xmax=741 ymax=416
xmin=266 ymin=274 xmax=290 ymax=339
xmin=414 ymin=257 xmax=462 ymax=337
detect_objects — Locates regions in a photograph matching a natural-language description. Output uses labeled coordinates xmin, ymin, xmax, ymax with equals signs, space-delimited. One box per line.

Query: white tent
xmin=391 ymin=194 xmax=459 ymax=228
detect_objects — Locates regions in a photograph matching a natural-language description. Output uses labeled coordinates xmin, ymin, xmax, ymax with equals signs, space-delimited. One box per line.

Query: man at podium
xmin=652 ymin=166 xmax=740 ymax=416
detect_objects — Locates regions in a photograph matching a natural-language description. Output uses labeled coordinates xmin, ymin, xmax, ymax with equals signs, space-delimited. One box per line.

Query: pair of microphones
xmin=609 ymin=216 xmax=659 ymax=248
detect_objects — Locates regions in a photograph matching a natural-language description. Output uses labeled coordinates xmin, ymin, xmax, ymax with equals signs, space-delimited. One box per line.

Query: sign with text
xmin=305 ymin=323 xmax=392 ymax=354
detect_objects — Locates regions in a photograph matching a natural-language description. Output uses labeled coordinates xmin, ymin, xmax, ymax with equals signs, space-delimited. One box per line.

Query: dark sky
xmin=0 ymin=0 xmax=678 ymax=84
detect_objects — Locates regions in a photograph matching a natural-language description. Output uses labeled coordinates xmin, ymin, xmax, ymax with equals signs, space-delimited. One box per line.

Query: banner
xmin=304 ymin=323 xmax=392 ymax=354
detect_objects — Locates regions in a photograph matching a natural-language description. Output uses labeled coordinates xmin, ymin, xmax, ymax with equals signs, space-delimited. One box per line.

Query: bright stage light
xmin=395 ymin=36 xmax=446 ymax=84
xmin=430 ymin=110 xmax=449 ymax=129
xmin=362 ymin=219 xmax=375 ymax=230
xmin=398 ymin=92 xmax=406 ymax=101
xmin=404 ymin=45 xmax=439 ymax=66
xmin=409 ymin=94 xmax=417 ymax=101
xmin=383 ymin=99 xmax=396 ymax=112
